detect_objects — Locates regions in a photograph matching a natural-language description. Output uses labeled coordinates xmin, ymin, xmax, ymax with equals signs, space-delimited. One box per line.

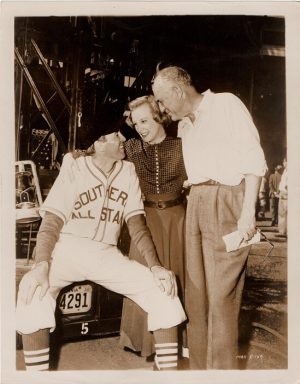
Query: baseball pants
xmin=16 ymin=234 xmax=186 ymax=335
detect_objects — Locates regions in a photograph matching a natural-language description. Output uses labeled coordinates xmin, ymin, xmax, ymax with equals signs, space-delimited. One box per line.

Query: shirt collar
xmin=194 ymin=89 xmax=212 ymax=118
xmin=181 ymin=89 xmax=212 ymax=124
xmin=178 ymin=89 xmax=213 ymax=128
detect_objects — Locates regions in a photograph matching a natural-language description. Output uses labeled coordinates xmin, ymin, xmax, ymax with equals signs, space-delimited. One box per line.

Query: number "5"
xmin=81 ymin=322 xmax=89 ymax=335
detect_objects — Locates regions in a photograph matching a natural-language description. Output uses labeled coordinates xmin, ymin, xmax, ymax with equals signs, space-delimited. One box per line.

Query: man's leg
xmin=184 ymin=188 xmax=208 ymax=369
xmin=269 ymin=197 xmax=275 ymax=225
xmin=84 ymin=245 xmax=186 ymax=370
xmin=200 ymin=183 xmax=250 ymax=369
xmin=16 ymin=286 xmax=57 ymax=371
xmin=153 ymin=327 xmax=178 ymax=370
xmin=16 ymin=238 xmax=86 ymax=371
xmin=22 ymin=329 xmax=50 ymax=371
xmin=270 ymin=196 xmax=279 ymax=225
xmin=274 ymin=197 xmax=279 ymax=225
xmin=278 ymin=198 xmax=287 ymax=235
xmin=203 ymin=237 xmax=248 ymax=369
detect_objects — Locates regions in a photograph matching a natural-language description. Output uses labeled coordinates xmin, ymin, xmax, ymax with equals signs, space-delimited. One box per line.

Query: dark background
xmin=14 ymin=15 xmax=286 ymax=172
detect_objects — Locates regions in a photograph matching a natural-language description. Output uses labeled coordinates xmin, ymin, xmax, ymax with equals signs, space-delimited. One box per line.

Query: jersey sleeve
xmin=123 ymin=162 xmax=145 ymax=222
xmin=39 ymin=153 xmax=79 ymax=223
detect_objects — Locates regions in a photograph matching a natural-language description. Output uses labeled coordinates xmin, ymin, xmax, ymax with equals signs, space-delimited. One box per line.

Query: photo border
xmin=1 ymin=2 xmax=300 ymax=383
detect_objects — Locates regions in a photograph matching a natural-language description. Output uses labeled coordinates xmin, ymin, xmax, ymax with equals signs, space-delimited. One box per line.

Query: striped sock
xmin=22 ymin=329 xmax=50 ymax=371
xmin=153 ymin=327 xmax=178 ymax=370
xmin=154 ymin=342 xmax=178 ymax=370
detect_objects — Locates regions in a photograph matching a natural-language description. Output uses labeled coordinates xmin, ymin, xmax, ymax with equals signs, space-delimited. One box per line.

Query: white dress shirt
xmin=279 ymin=168 xmax=288 ymax=192
xmin=178 ymin=89 xmax=267 ymax=186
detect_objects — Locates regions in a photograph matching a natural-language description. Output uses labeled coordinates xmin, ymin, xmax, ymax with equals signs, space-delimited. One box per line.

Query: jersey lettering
xmin=88 ymin=188 xmax=98 ymax=202
xmin=112 ymin=210 xmax=123 ymax=224
xmin=116 ymin=191 xmax=128 ymax=206
xmin=71 ymin=183 xmax=129 ymax=225
xmin=71 ymin=210 xmax=95 ymax=219
xmin=74 ymin=185 xmax=128 ymax=210
xmin=106 ymin=186 xmax=128 ymax=206
xmin=74 ymin=184 xmax=105 ymax=210
xmin=101 ymin=207 xmax=114 ymax=221
xmin=107 ymin=186 xmax=118 ymax=201
xmin=78 ymin=210 xmax=95 ymax=219
xmin=100 ymin=207 xmax=124 ymax=225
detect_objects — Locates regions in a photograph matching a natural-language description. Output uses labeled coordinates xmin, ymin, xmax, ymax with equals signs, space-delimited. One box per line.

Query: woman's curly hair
xmin=124 ymin=95 xmax=171 ymax=129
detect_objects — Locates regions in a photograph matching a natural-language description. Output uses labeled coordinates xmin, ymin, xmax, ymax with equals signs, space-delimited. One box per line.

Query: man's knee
xmin=16 ymin=287 xmax=56 ymax=334
xmin=147 ymin=295 xmax=186 ymax=331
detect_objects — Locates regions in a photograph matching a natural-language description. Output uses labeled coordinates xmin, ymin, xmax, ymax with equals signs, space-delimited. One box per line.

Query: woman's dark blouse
xmin=124 ymin=137 xmax=187 ymax=197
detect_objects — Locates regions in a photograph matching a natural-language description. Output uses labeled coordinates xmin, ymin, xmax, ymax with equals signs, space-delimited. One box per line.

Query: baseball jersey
xmin=40 ymin=153 xmax=145 ymax=245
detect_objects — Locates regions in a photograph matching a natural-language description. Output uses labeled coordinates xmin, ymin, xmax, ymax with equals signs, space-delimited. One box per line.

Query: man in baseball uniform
xmin=16 ymin=112 xmax=186 ymax=371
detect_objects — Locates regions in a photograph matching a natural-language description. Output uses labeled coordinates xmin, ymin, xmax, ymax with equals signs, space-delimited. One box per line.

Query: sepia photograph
xmin=1 ymin=2 xmax=300 ymax=384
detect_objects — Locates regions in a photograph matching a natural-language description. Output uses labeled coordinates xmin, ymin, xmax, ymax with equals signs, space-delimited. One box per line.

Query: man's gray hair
xmin=152 ymin=65 xmax=192 ymax=86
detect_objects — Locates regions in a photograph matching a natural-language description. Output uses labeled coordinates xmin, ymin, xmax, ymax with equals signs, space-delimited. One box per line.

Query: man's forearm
xmin=35 ymin=212 xmax=64 ymax=264
xmin=126 ymin=214 xmax=161 ymax=269
xmin=242 ymin=174 xmax=261 ymax=218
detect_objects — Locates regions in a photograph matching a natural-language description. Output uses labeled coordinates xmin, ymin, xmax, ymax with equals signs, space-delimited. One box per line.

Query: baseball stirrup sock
xmin=154 ymin=342 xmax=178 ymax=370
xmin=153 ymin=327 xmax=178 ymax=370
xmin=22 ymin=329 xmax=50 ymax=371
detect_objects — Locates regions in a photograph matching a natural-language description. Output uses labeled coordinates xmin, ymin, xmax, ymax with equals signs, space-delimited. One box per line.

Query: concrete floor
xmin=17 ymin=336 xmax=154 ymax=371
xmin=16 ymin=213 xmax=287 ymax=371
xmin=239 ymin=215 xmax=287 ymax=370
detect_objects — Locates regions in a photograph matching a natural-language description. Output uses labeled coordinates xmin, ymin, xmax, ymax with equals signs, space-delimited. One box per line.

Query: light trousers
xmin=16 ymin=234 xmax=186 ymax=335
xmin=185 ymin=182 xmax=250 ymax=369
xmin=278 ymin=197 xmax=287 ymax=235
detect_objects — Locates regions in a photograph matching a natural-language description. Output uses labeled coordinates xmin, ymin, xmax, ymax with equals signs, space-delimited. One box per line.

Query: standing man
xmin=277 ymin=157 xmax=288 ymax=237
xmin=152 ymin=66 xmax=267 ymax=369
xmin=257 ymin=172 xmax=268 ymax=220
xmin=16 ymin=115 xmax=186 ymax=371
xmin=269 ymin=165 xmax=283 ymax=226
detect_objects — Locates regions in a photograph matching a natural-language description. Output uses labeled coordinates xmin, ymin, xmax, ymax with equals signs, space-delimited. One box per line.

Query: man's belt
xmin=193 ymin=179 xmax=221 ymax=186
xmin=144 ymin=196 xmax=183 ymax=210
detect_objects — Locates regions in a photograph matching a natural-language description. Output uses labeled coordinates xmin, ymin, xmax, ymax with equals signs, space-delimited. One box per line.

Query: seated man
xmin=16 ymin=114 xmax=186 ymax=371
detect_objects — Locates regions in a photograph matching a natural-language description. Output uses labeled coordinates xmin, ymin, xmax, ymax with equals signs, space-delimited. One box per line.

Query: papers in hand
xmin=222 ymin=230 xmax=261 ymax=252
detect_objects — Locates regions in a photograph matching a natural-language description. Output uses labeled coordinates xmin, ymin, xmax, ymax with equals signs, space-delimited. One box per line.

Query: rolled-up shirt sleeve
xmin=228 ymin=94 xmax=267 ymax=177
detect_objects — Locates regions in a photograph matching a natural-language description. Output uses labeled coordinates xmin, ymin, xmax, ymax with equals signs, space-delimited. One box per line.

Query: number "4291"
xmin=60 ymin=292 xmax=89 ymax=311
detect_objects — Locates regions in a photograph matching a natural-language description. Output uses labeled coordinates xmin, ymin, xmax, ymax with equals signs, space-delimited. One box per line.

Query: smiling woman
xmin=120 ymin=95 xmax=188 ymax=358
xmin=125 ymin=95 xmax=169 ymax=144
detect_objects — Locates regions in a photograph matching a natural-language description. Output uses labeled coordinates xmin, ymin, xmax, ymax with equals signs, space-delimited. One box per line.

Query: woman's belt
xmin=144 ymin=196 xmax=183 ymax=210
